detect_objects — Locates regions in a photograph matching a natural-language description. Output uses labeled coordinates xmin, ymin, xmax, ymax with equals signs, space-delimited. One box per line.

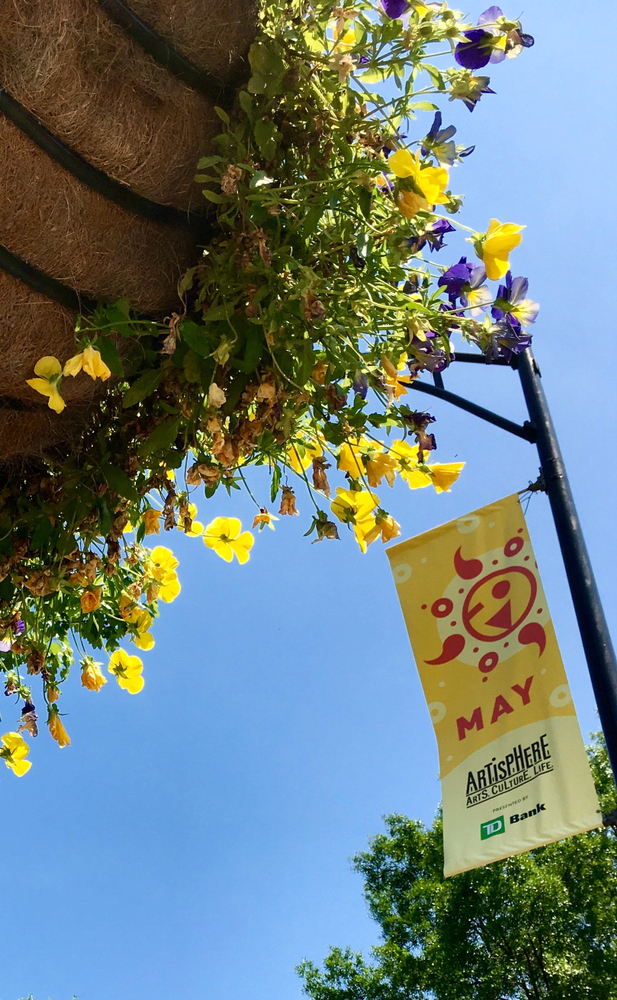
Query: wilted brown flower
xmin=314 ymin=519 xmax=340 ymax=542
xmin=256 ymin=381 xmax=276 ymax=403
xmin=17 ymin=700 xmax=38 ymax=738
xmin=208 ymin=383 xmax=227 ymax=408
xmin=324 ymin=383 xmax=348 ymax=412
xmin=279 ymin=486 xmax=299 ymax=516
xmin=311 ymin=360 xmax=328 ymax=384
xmin=161 ymin=312 xmax=182 ymax=355
xmin=186 ymin=464 xmax=203 ymax=486
xmin=302 ymin=288 xmax=327 ymax=321
xmin=312 ymin=457 xmax=331 ymax=496
xmin=163 ymin=489 xmax=176 ymax=531
xmin=221 ymin=163 xmax=243 ymax=195
xmin=143 ymin=509 xmax=161 ymax=535
xmin=27 ymin=649 xmax=45 ymax=675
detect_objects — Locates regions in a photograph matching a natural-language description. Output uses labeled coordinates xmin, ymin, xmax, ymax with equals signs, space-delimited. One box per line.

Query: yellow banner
xmin=387 ymin=494 xmax=601 ymax=876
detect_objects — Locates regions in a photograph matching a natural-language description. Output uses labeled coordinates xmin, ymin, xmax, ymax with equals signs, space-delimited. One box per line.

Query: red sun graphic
xmin=424 ymin=535 xmax=547 ymax=675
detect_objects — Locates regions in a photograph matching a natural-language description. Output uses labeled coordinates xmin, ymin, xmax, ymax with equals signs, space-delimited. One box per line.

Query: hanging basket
xmin=0 ymin=0 xmax=256 ymax=460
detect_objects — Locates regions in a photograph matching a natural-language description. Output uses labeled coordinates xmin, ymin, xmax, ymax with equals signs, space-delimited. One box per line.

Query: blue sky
xmin=2 ymin=4 xmax=616 ymax=999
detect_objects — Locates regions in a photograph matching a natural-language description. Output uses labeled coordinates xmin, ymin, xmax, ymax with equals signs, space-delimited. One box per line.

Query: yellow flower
xmin=333 ymin=26 xmax=355 ymax=51
xmin=48 ymin=710 xmax=71 ymax=747
xmin=382 ymin=353 xmax=409 ymax=400
xmin=252 ymin=509 xmax=278 ymax=531
xmin=390 ymin=440 xmax=464 ymax=492
xmin=81 ymin=658 xmax=107 ymax=692
xmin=287 ymin=435 xmax=323 ymax=474
xmin=1 ymin=731 xmax=32 ymax=776
xmin=428 ymin=462 xmax=465 ymax=493
xmin=119 ymin=600 xmax=156 ymax=649
xmin=108 ymin=649 xmax=144 ymax=694
xmin=337 ymin=438 xmax=369 ymax=478
xmin=389 ymin=150 xmax=449 ymax=218
xmin=476 ymin=219 xmax=525 ymax=281
xmin=148 ymin=546 xmax=179 ymax=581
xmin=159 ymin=574 xmax=180 ymax=602
xmin=80 ymin=587 xmax=102 ymax=614
xmin=143 ymin=509 xmax=161 ymax=535
xmin=146 ymin=546 xmax=181 ymax=602
xmin=26 ymin=356 xmax=65 ymax=413
xmin=63 ymin=345 xmax=111 ymax=381
xmin=331 ymin=487 xmax=378 ymax=526
xmin=366 ymin=451 xmax=398 ymax=488
xmin=47 ymin=686 xmax=60 ymax=703
xmin=352 ymin=510 xmax=401 ymax=552
xmin=338 ymin=438 xmax=398 ymax=488
xmin=378 ymin=514 xmax=401 ymax=543
xmin=133 ymin=631 xmax=155 ymax=651
xmin=203 ymin=517 xmax=254 ymax=564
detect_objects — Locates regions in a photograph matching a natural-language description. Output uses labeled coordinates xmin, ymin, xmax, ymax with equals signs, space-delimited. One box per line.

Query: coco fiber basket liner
xmin=0 ymin=0 xmax=256 ymax=460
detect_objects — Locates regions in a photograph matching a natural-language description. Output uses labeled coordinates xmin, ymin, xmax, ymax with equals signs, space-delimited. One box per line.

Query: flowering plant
xmin=3 ymin=0 xmax=535 ymax=770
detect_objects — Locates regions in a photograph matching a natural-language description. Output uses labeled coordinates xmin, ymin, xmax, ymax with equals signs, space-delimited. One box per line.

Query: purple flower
xmin=380 ymin=0 xmax=409 ymax=18
xmin=478 ymin=5 xmax=504 ymax=23
xmin=438 ymin=257 xmax=491 ymax=315
xmin=438 ymin=257 xmax=474 ymax=299
xmin=455 ymin=29 xmax=496 ymax=69
xmin=491 ymin=271 xmax=540 ymax=328
xmin=352 ymin=371 xmax=368 ymax=398
xmin=488 ymin=321 xmax=532 ymax=361
xmin=404 ymin=219 xmax=456 ymax=254
xmin=455 ymin=75 xmax=495 ymax=112
xmin=382 ymin=132 xmax=407 ymax=158
xmin=15 ymin=620 xmax=25 ymax=635
xmin=421 ymin=112 xmax=457 ymax=166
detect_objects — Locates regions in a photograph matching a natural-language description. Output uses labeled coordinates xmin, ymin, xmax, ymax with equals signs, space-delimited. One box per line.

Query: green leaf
xmin=248 ymin=72 xmax=267 ymax=95
xmin=270 ymin=464 xmax=281 ymax=503
xmin=196 ymin=155 xmax=223 ymax=169
xmin=238 ymin=91 xmax=254 ymax=116
xmin=303 ymin=206 xmax=324 ymax=236
xmin=250 ymin=171 xmax=275 ymax=189
xmin=183 ymin=349 xmax=202 ymax=383
xmin=96 ymin=337 xmax=124 ymax=377
xmin=203 ymin=305 xmax=232 ymax=323
xmin=30 ymin=515 xmax=53 ymax=551
xmin=180 ymin=320 xmax=210 ymax=358
xmin=139 ymin=418 xmax=181 ymax=456
xmin=101 ymin=465 xmax=140 ymax=502
xmin=358 ymin=187 xmax=372 ymax=221
xmin=254 ymin=119 xmax=282 ymax=161
xmin=410 ymin=101 xmax=439 ymax=112
xmin=214 ymin=106 xmax=230 ymax=125
xmin=122 ymin=369 xmax=162 ymax=408
xmin=202 ymin=189 xmax=228 ymax=204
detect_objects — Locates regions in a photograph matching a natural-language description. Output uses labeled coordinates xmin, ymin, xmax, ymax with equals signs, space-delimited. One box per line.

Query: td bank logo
xmin=480 ymin=816 xmax=505 ymax=840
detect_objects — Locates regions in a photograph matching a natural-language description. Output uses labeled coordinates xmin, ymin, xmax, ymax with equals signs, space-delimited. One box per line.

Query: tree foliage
xmin=298 ymin=737 xmax=617 ymax=1000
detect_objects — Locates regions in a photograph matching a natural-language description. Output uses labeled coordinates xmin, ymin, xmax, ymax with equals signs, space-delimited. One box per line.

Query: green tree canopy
xmin=298 ymin=737 xmax=617 ymax=1000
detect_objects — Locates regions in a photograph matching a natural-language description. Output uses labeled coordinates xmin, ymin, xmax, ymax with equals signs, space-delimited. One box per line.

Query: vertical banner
xmin=387 ymin=494 xmax=601 ymax=877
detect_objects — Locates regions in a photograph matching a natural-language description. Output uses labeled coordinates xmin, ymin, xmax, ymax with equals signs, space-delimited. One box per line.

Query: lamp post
xmin=407 ymin=347 xmax=617 ymax=792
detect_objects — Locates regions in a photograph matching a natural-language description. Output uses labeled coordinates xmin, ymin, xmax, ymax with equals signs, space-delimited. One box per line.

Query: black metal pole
xmin=517 ymin=348 xmax=617 ymax=783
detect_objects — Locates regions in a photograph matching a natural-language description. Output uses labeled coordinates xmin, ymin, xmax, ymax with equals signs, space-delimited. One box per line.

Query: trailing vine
xmin=0 ymin=1 xmax=536 ymax=775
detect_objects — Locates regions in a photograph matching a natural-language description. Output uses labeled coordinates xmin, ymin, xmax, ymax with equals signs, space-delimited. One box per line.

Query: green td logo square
xmin=481 ymin=816 xmax=505 ymax=840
